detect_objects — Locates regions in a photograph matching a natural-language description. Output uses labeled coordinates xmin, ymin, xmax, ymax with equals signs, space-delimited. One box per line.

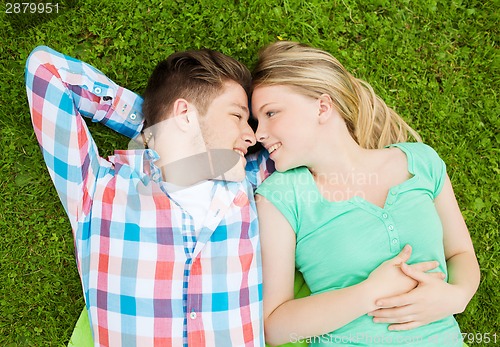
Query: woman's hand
xmin=366 ymin=245 xmax=443 ymax=305
xmin=369 ymin=175 xmax=482 ymax=331
xmin=368 ymin=261 xmax=462 ymax=331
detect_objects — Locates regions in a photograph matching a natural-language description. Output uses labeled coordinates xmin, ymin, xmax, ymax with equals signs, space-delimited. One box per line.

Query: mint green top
xmin=256 ymin=143 xmax=462 ymax=346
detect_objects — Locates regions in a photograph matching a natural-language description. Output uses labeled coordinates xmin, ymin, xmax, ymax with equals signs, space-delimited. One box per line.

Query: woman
xmin=252 ymin=41 xmax=479 ymax=346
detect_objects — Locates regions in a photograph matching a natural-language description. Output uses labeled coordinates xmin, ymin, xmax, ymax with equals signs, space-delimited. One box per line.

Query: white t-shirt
xmin=162 ymin=180 xmax=214 ymax=236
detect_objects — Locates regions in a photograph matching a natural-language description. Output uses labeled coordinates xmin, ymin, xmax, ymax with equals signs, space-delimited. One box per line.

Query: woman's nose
xmin=255 ymin=124 xmax=268 ymax=143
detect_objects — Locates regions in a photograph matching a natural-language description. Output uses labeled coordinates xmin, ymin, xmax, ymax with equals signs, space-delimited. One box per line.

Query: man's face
xmin=198 ymin=80 xmax=256 ymax=181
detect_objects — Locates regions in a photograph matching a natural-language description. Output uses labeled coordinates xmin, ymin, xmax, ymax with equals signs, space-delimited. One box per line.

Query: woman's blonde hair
xmin=252 ymin=41 xmax=421 ymax=149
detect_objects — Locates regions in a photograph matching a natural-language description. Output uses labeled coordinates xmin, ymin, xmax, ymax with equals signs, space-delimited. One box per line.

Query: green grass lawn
xmin=0 ymin=0 xmax=498 ymax=345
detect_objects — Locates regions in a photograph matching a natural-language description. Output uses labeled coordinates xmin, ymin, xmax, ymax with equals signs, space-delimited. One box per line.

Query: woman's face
xmin=251 ymin=85 xmax=321 ymax=172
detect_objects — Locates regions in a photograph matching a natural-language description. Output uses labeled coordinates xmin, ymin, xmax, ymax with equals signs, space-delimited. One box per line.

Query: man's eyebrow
xmin=232 ymin=103 xmax=249 ymax=115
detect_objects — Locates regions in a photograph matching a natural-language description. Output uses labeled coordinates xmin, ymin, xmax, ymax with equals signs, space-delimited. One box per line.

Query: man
xmin=26 ymin=46 xmax=271 ymax=346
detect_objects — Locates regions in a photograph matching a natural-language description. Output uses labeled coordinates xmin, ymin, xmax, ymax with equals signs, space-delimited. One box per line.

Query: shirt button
xmin=388 ymin=225 xmax=394 ymax=231
xmin=392 ymin=239 xmax=398 ymax=244
xmin=130 ymin=113 xmax=137 ymax=120
xmin=94 ymin=87 xmax=102 ymax=94
xmin=382 ymin=213 xmax=388 ymax=219
xmin=190 ymin=311 xmax=197 ymax=320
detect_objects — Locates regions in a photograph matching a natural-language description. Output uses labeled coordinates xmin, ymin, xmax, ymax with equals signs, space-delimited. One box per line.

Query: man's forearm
xmin=27 ymin=45 xmax=144 ymax=138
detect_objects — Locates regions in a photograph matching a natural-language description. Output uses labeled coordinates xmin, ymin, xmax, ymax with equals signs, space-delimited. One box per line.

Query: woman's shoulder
xmin=256 ymin=166 xmax=310 ymax=193
xmin=390 ymin=141 xmax=441 ymax=157
xmin=263 ymin=166 xmax=309 ymax=183
xmin=390 ymin=142 xmax=447 ymax=196
xmin=389 ymin=142 xmax=444 ymax=167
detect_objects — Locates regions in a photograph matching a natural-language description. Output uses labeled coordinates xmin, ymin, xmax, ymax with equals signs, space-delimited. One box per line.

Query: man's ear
xmin=317 ymin=93 xmax=335 ymax=124
xmin=172 ymin=98 xmax=195 ymax=131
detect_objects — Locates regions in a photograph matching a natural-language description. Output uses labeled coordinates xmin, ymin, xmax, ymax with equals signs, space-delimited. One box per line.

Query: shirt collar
xmin=109 ymin=149 xmax=162 ymax=184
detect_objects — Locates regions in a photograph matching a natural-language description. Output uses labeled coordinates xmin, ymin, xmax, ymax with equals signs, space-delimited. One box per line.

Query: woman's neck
xmin=308 ymin=121 xmax=372 ymax=178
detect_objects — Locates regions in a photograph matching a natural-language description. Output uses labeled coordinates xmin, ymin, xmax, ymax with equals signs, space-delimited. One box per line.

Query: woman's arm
xmin=369 ymin=174 xmax=480 ymax=330
xmin=256 ymin=195 xmax=436 ymax=345
xmin=438 ymin=174 xmax=481 ymax=309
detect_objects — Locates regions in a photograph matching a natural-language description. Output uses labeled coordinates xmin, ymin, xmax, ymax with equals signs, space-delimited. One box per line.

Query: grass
xmin=0 ymin=0 xmax=498 ymax=345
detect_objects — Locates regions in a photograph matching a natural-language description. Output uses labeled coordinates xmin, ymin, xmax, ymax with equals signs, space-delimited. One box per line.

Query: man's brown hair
xmin=142 ymin=49 xmax=251 ymax=129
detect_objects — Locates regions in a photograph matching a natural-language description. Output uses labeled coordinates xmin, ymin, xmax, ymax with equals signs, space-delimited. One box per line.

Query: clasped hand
xmin=368 ymin=245 xmax=457 ymax=331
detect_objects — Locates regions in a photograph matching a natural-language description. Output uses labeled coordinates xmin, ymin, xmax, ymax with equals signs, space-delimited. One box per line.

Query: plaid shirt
xmin=25 ymin=46 xmax=271 ymax=347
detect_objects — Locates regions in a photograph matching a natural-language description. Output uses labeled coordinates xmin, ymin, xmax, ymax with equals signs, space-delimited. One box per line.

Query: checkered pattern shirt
xmin=25 ymin=46 xmax=271 ymax=347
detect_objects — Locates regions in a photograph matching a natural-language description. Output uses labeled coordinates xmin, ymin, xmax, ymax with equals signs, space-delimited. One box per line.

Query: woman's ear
xmin=317 ymin=93 xmax=335 ymax=124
